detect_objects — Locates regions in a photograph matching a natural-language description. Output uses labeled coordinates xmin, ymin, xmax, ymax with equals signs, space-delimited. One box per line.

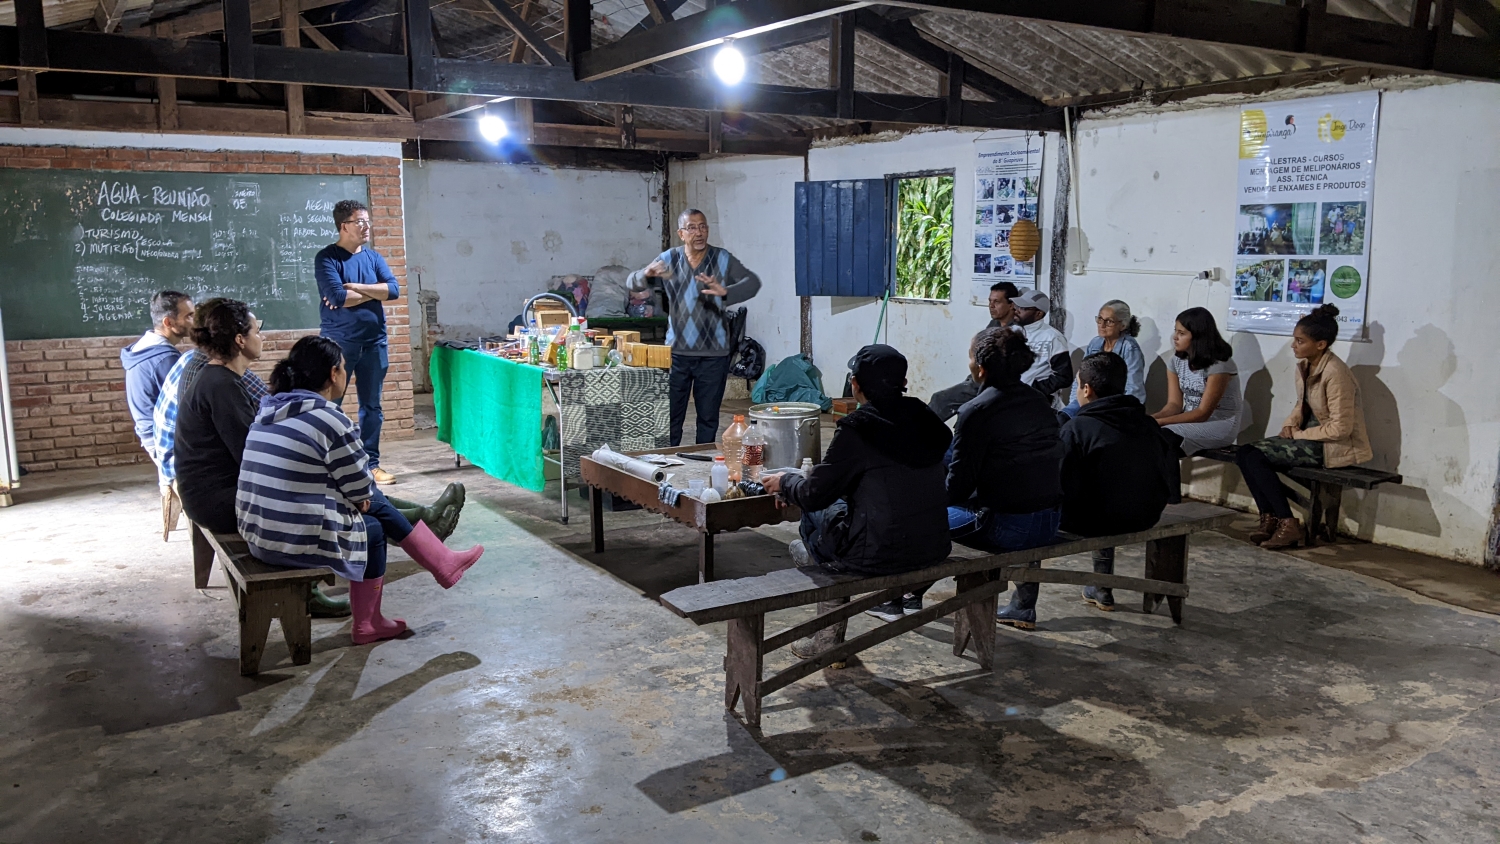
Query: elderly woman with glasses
xmin=1062 ymin=299 xmax=1147 ymax=418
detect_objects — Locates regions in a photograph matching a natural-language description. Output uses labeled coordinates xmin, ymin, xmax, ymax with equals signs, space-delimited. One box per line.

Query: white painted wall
xmin=1068 ymin=80 xmax=1500 ymax=565
xmin=670 ymin=154 xmax=806 ymax=364
xmin=403 ymin=160 xmax=664 ymax=340
xmin=672 ymin=129 xmax=1061 ymax=400
xmin=670 ymin=81 xmax=1500 ymax=565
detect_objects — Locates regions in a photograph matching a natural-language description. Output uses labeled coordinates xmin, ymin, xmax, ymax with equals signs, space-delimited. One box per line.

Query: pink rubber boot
xmin=349 ymin=577 xmax=408 ymax=644
xmin=398 ymin=521 xmax=484 ymax=589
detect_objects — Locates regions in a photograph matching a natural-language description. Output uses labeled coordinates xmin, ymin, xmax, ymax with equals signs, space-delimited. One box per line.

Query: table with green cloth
xmin=429 ymin=346 xmax=671 ymax=521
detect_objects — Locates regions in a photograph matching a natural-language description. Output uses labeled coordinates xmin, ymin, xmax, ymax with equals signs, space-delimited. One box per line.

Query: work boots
xmin=790 ymin=599 xmax=849 ymax=664
xmin=1259 ymin=516 xmax=1304 ymax=549
xmin=1248 ymin=512 xmax=1280 ymax=544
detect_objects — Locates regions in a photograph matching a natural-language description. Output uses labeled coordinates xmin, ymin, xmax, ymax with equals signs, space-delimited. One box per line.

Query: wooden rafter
xmin=299 ymin=16 xmax=411 ymax=117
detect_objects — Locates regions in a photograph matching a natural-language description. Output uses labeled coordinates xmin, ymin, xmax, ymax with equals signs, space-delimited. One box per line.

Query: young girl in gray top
xmin=1152 ymin=307 xmax=1243 ymax=455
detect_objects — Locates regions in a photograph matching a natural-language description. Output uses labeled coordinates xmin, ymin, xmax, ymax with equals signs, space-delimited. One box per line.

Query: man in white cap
xmin=1010 ymin=288 xmax=1072 ymax=409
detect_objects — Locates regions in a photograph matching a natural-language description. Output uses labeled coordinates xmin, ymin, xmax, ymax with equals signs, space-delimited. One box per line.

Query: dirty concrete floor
xmin=3 ymin=414 xmax=1500 ymax=843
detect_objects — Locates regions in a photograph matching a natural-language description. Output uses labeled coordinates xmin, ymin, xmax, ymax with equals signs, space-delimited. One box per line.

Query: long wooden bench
xmin=1193 ymin=446 xmax=1402 ymax=545
xmin=659 ymin=501 xmax=1235 ymax=727
xmin=191 ymin=523 xmax=335 ymax=675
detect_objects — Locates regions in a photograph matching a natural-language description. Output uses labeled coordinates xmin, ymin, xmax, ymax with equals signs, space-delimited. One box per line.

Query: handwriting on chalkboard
xmin=0 ymin=169 xmax=369 ymax=341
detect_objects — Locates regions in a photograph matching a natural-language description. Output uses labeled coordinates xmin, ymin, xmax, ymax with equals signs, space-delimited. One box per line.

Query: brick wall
xmin=1 ymin=145 xmax=413 ymax=473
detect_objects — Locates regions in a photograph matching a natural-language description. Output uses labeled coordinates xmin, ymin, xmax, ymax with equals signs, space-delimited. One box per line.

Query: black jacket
xmin=947 ymin=381 xmax=1065 ymax=514
xmin=175 ymin=365 xmax=256 ymax=534
xmin=780 ymin=397 xmax=952 ymax=575
xmin=1059 ymin=394 xmax=1175 ymax=537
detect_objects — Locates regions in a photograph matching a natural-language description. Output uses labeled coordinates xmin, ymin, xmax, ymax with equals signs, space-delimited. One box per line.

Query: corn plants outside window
xmin=893 ymin=175 xmax=954 ymax=301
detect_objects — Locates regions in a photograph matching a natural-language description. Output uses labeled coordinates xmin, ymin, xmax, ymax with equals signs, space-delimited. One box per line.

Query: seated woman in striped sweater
xmin=236 ymin=336 xmax=485 ymax=645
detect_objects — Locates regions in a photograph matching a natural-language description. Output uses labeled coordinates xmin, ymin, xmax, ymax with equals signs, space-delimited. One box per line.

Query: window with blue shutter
xmin=794 ymin=179 xmax=890 ymax=297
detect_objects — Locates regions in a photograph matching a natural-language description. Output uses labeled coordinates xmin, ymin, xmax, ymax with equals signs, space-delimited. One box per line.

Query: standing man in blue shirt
xmin=315 ymin=199 xmax=400 ymax=484
xmin=627 ymin=209 xmax=761 ymax=446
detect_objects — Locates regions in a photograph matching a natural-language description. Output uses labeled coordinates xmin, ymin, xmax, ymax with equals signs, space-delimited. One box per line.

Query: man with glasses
xmin=627 ymin=208 xmax=762 ymax=446
xmin=315 ymin=199 xmax=400 ymax=484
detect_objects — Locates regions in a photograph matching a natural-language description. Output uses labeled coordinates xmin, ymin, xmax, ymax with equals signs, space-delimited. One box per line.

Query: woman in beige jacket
xmin=1235 ymin=304 xmax=1373 ymax=548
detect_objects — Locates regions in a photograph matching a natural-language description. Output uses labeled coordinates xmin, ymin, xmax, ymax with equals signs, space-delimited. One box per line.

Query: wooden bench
xmin=1193 ymin=446 xmax=1402 ymax=545
xmin=659 ymin=501 xmax=1236 ymax=727
xmin=191 ymin=523 xmax=335 ymax=675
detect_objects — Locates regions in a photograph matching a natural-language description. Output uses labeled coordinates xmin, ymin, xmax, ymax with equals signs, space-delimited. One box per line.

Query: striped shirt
xmin=153 ymin=350 xmax=269 ymax=482
xmin=235 ymin=389 xmax=375 ymax=581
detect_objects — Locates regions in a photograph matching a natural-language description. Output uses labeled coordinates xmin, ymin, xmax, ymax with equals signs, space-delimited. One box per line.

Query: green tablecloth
xmin=430 ymin=346 xmax=545 ymax=492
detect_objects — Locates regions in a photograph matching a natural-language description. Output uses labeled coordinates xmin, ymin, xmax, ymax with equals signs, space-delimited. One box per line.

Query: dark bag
xmin=729 ymin=337 xmax=767 ymax=383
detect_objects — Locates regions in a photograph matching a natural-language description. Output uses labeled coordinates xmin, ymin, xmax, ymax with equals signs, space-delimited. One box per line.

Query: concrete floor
xmin=4 ymin=412 xmax=1500 ymax=843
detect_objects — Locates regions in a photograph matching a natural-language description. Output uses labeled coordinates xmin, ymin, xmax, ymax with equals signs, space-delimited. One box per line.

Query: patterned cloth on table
xmin=558 ymin=367 xmax=671 ymax=478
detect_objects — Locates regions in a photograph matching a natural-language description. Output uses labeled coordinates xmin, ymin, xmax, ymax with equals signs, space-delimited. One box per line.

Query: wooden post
xmin=191 ymin=521 xmax=215 ymax=589
xmin=238 ymin=586 xmax=275 ymax=675
xmin=1047 ymin=129 xmax=1072 ymax=333
xmin=157 ymin=76 xmax=180 ymax=132
xmin=724 ymin=614 xmax=765 ymax=727
xmin=699 ymin=531 xmax=715 ymax=583
xmin=279 ymin=583 xmax=315 ymax=667
xmin=515 ymin=98 xmax=535 ymax=143
xmin=707 ymin=111 xmax=723 ymax=154
xmin=17 ymin=71 xmax=40 ymax=127
xmin=951 ymin=571 xmax=1000 ymax=668
xmin=590 ymin=485 xmax=605 ymax=553
xmin=830 ymin=12 xmax=855 ymax=120
xmin=615 ymin=104 xmax=637 ymax=149
xmin=1144 ymin=535 xmax=1188 ymax=625
xmin=944 ymin=52 xmax=965 ymax=126
xmin=281 ymin=0 xmax=305 ymax=135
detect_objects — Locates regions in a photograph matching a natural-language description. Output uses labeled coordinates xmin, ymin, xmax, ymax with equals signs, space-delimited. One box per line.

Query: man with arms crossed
xmin=628 ymin=209 xmax=762 ymax=446
xmin=316 ymin=199 xmax=400 ymax=484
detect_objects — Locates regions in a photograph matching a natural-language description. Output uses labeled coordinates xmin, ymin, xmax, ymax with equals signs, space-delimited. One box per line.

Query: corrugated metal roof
xmin=15 ymin=0 xmax=1492 ymax=134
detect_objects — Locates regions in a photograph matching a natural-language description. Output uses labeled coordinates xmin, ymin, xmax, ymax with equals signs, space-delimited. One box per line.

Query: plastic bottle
xmin=555 ymin=334 xmax=569 ymax=370
xmin=527 ymin=332 xmax=540 ymax=365
xmin=710 ymin=456 xmax=729 ymax=494
xmin=800 ymin=457 xmax=814 ymax=475
xmin=741 ymin=421 xmax=766 ymax=481
xmin=719 ymin=415 xmax=747 ymax=482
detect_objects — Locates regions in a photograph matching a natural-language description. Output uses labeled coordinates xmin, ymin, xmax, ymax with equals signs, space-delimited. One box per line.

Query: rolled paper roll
xmin=590 ymin=446 xmax=667 ymax=483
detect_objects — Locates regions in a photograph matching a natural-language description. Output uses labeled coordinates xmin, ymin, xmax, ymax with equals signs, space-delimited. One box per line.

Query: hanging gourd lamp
xmin=1009 ymin=218 xmax=1040 ymax=262
xmin=1008 ymin=132 xmax=1041 ymax=263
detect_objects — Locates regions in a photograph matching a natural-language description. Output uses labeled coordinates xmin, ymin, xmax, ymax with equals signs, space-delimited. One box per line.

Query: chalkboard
xmin=0 ymin=169 xmax=370 ymax=340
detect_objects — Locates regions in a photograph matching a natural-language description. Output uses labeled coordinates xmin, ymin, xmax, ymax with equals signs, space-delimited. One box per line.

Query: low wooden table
xmin=578 ymin=444 xmax=802 ymax=583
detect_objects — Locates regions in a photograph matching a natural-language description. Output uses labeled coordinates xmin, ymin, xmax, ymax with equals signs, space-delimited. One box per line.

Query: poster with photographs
xmin=1230 ymin=92 xmax=1378 ymax=340
xmin=970 ymin=135 xmax=1043 ymax=306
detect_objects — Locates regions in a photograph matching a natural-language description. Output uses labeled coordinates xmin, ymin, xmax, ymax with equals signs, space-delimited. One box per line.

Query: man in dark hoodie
xmin=121 ymin=290 xmax=193 ymax=489
xmin=762 ymin=345 xmax=952 ymax=657
xmin=1060 ymin=352 xmax=1176 ymax=612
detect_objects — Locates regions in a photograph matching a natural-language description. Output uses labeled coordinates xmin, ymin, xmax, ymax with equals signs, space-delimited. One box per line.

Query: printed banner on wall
xmin=1230 ymin=92 xmax=1379 ymax=340
xmin=970 ymin=135 xmax=1043 ymax=306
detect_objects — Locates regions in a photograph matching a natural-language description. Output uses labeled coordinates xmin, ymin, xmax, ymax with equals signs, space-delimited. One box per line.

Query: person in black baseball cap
xmin=762 ymin=344 xmax=952 ymax=658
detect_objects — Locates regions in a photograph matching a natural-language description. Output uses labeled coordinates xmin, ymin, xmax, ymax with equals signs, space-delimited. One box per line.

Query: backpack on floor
xmin=729 ymin=336 xmax=767 ymax=383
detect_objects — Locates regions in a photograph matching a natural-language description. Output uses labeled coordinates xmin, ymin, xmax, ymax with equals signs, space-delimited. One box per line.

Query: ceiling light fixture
xmin=478 ymin=112 xmax=508 ymax=143
xmin=712 ymin=41 xmax=746 ymax=86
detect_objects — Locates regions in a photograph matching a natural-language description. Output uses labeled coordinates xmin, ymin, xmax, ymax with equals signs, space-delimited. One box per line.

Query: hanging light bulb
xmin=712 ymin=41 xmax=746 ymax=86
xmin=478 ymin=112 xmax=508 ymax=143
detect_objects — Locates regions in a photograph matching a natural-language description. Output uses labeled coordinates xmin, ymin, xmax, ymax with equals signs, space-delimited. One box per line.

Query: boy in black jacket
xmin=1060 ymin=352 xmax=1176 ymax=610
xmin=763 ymin=345 xmax=952 ymax=656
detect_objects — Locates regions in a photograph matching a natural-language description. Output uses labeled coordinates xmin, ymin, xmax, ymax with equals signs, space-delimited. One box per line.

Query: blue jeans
xmin=668 ymin=353 xmax=731 ymax=446
xmin=338 ymin=339 xmax=389 ymax=468
xmin=361 ymin=489 xmax=413 ymax=580
xmin=798 ymin=500 xmax=851 ymax=572
xmin=947 ymin=505 xmax=1061 ymax=611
